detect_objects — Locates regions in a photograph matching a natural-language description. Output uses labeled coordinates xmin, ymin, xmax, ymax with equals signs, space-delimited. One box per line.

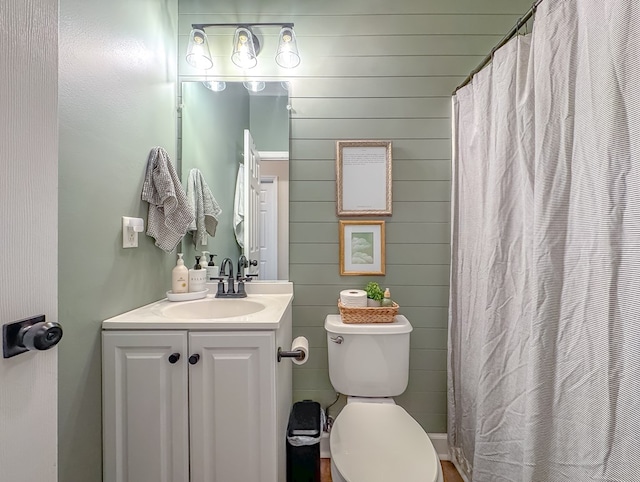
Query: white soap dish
xmin=166 ymin=289 xmax=208 ymax=302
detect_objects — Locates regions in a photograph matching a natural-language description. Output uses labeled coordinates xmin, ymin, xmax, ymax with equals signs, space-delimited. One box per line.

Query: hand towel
xmin=186 ymin=168 xmax=222 ymax=247
xmin=141 ymin=147 xmax=194 ymax=252
xmin=233 ymin=164 xmax=244 ymax=248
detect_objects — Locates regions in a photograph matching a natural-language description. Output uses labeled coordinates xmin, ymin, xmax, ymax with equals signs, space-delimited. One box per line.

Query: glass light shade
xmin=275 ymin=27 xmax=300 ymax=68
xmin=231 ymin=27 xmax=258 ymax=69
xmin=202 ymin=80 xmax=226 ymax=92
xmin=243 ymin=81 xmax=266 ymax=92
xmin=186 ymin=29 xmax=213 ymax=70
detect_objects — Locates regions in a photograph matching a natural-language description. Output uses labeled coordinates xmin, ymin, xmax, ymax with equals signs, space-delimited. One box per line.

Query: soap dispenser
xmin=172 ymin=253 xmax=189 ymax=294
xmin=381 ymin=288 xmax=394 ymax=307
xmin=200 ymin=251 xmax=209 ymax=269
xmin=206 ymin=253 xmax=219 ymax=281
xmin=189 ymin=256 xmax=207 ymax=293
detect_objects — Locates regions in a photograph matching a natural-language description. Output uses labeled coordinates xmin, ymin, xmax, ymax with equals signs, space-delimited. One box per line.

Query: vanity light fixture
xmin=186 ymin=23 xmax=300 ymax=70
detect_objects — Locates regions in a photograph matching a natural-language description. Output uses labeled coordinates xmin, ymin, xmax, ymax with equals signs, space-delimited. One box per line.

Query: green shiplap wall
xmin=179 ymin=0 xmax=532 ymax=432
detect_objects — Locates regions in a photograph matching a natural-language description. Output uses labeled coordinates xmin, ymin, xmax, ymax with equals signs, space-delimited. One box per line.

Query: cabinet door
xmin=103 ymin=331 xmax=189 ymax=482
xmin=189 ymin=331 xmax=277 ymax=482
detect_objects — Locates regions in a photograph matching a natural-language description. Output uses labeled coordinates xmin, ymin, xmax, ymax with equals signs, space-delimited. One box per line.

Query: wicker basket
xmin=338 ymin=300 xmax=399 ymax=324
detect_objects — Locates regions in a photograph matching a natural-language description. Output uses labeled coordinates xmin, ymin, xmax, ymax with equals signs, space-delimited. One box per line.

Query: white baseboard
xmin=428 ymin=433 xmax=449 ymax=460
xmin=320 ymin=432 xmax=330 ymax=458
xmin=320 ymin=431 xmax=447 ymax=461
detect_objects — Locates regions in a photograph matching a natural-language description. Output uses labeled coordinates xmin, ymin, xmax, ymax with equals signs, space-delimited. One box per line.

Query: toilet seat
xmin=330 ymin=403 xmax=442 ymax=482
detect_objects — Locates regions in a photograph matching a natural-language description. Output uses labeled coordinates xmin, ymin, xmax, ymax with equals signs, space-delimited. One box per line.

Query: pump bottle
xmin=189 ymin=256 xmax=207 ymax=292
xmin=381 ymin=288 xmax=394 ymax=307
xmin=200 ymin=251 xmax=209 ymax=269
xmin=172 ymin=253 xmax=189 ymax=293
xmin=206 ymin=253 xmax=219 ymax=281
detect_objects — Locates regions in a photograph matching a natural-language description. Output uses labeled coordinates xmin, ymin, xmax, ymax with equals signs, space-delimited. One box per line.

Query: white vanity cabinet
xmin=103 ymin=329 xmax=284 ymax=482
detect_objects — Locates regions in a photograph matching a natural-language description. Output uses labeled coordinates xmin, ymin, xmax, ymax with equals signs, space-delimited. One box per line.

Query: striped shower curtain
xmin=449 ymin=1 xmax=640 ymax=480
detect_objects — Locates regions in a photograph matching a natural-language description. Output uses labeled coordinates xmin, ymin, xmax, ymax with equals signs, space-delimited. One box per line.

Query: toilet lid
xmin=330 ymin=403 xmax=440 ymax=482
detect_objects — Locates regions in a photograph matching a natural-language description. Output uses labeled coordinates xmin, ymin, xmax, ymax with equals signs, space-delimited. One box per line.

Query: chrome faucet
xmin=215 ymin=257 xmax=247 ymax=298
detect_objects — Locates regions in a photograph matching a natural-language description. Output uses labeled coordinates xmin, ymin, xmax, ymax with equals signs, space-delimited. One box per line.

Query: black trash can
xmin=286 ymin=400 xmax=322 ymax=482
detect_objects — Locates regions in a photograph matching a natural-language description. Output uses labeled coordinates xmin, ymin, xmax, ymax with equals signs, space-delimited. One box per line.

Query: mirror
xmin=180 ymin=81 xmax=290 ymax=280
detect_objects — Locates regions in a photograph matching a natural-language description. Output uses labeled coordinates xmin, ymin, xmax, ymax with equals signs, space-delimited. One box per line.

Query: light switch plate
xmin=122 ymin=216 xmax=139 ymax=248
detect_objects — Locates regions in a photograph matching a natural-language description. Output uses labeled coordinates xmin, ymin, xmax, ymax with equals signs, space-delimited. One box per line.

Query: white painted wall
xmin=0 ymin=0 xmax=59 ymax=480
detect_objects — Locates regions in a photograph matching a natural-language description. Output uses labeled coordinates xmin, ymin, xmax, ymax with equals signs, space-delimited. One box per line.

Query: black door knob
xmin=189 ymin=354 xmax=200 ymax=365
xmin=168 ymin=352 xmax=180 ymax=364
xmin=19 ymin=321 xmax=63 ymax=351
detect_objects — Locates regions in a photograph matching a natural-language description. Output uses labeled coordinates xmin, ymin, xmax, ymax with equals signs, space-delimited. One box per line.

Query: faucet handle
xmin=236 ymin=281 xmax=247 ymax=296
xmin=214 ymin=278 xmax=226 ymax=297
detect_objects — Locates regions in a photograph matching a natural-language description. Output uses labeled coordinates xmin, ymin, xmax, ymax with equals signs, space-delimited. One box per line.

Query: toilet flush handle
xmin=330 ymin=336 xmax=344 ymax=344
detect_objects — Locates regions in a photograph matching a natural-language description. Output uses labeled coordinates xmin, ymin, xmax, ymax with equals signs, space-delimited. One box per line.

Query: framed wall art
xmin=339 ymin=220 xmax=385 ymax=276
xmin=336 ymin=140 xmax=392 ymax=216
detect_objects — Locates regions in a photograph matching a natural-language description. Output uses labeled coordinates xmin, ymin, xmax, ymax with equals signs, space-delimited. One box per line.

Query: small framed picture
xmin=339 ymin=220 xmax=385 ymax=276
xmin=336 ymin=140 xmax=392 ymax=216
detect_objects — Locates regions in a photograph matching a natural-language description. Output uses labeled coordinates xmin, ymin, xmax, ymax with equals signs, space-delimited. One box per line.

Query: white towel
xmin=233 ymin=164 xmax=244 ymax=248
xmin=186 ymin=168 xmax=222 ymax=247
xmin=141 ymin=147 xmax=194 ymax=252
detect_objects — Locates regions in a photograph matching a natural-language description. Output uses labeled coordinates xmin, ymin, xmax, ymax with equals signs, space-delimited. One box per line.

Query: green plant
xmin=365 ymin=282 xmax=384 ymax=302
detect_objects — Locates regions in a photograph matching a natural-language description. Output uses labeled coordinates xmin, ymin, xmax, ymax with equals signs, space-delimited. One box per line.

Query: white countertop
xmin=102 ymin=281 xmax=293 ymax=330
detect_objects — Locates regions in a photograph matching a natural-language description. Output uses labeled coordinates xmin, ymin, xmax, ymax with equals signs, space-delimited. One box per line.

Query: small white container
xmin=189 ymin=268 xmax=207 ymax=293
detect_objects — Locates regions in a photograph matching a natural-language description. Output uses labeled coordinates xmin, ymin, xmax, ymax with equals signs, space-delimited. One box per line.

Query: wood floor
xmin=320 ymin=459 xmax=464 ymax=482
xmin=441 ymin=461 xmax=465 ymax=482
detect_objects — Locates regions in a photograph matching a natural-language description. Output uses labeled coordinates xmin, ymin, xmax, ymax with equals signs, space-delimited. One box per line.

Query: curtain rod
xmin=452 ymin=0 xmax=544 ymax=95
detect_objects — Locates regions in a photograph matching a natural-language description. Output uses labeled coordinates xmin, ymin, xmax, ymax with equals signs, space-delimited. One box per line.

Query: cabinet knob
xmin=168 ymin=352 xmax=180 ymax=364
xmin=189 ymin=354 xmax=200 ymax=365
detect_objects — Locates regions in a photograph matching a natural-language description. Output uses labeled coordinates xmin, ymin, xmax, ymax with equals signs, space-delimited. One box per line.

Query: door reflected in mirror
xmin=180 ymin=81 xmax=290 ymax=281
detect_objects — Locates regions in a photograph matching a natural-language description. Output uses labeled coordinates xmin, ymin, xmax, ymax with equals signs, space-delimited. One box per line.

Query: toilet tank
xmin=324 ymin=314 xmax=412 ymax=397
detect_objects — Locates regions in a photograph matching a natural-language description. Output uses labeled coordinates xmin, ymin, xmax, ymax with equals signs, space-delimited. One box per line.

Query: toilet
xmin=325 ymin=314 xmax=444 ymax=482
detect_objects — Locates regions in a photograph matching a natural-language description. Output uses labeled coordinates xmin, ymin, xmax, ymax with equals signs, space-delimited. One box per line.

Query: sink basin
xmin=162 ymin=299 xmax=266 ymax=319
xmin=102 ymin=281 xmax=293 ymax=330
